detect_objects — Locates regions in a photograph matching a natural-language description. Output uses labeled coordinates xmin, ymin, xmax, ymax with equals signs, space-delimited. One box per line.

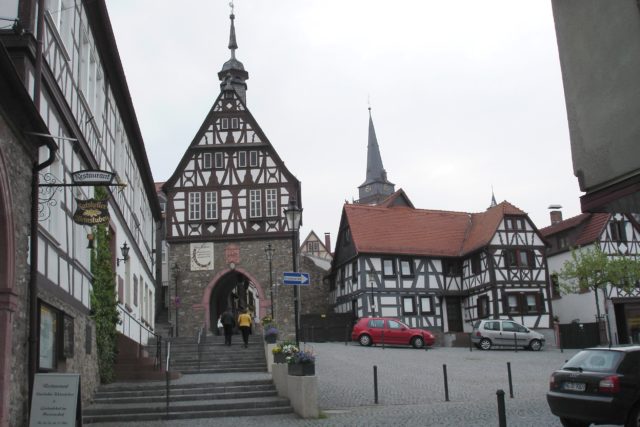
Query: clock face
xmin=383 ymin=185 xmax=389 ymax=191
xmin=365 ymin=185 xmax=371 ymax=192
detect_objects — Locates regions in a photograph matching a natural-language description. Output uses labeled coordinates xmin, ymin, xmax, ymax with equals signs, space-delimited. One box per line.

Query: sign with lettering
xmin=190 ymin=242 xmax=214 ymax=271
xmin=29 ymin=373 xmax=80 ymax=427
xmin=72 ymin=198 xmax=109 ymax=225
xmin=72 ymin=169 xmax=115 ymax=185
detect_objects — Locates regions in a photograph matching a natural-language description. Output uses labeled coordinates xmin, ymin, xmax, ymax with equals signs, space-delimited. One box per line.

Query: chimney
xmin=548 ymin=205 xmax=563 ymax=225
xmin=324 ymin=232 xmax=331 ymax=252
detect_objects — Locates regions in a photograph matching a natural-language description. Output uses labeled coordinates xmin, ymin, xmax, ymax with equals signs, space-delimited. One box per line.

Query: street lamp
xmin=172 ymin=262 xmax=181 ymax=337
xmin=284 ymin=197 xmax=302 ymax=346
xmin=264 ymin=243 xmax=275 ymax=319
xmin=116 ymin=242 xmax=130 ymax=266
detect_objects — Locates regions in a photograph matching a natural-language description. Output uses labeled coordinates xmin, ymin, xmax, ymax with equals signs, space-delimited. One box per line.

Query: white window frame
xmin=221 ymin=118 xmax=229 ymax=130
xmin=189 ymin=192 xmax=201 ymax=221
xmin=249 ymin=150 xmax=258 ymax=167
xmin=402 ymin=296 xmax=416 ymax=315
xmin=249 ymin=189 xmax=262 ymax=218
xmin=203 ymin=153 xmax=212 ymax=169
xmin=420 ymin=296 xmax=433 ymax=314
xmin=205 ymin=191 xmax=218 ymax=220
xmin=231 ymin=117 xmax=239 ymax=128
xmin=266 ymin=188 xmax=277 ymax=217
xmin=215 ymin=152 xmax=224 ymax=169
xmin=238 ymin=151 xmax=247 ymax=168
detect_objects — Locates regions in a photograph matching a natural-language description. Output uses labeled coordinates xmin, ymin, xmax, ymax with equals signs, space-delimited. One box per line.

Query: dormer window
xmin=610 ymin=220 xmax=627 ymax=242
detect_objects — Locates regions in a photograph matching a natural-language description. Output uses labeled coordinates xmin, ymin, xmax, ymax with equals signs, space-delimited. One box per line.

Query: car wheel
xmin=359 ymin=334 xmax=372 ymax=346
xmin=479 ymin=338 xmax=491 ymax=350
xmin=625 ymin=404 xmax=640 ymax=427
xmin=412 ymin=336 xmax=425 ymax=349
xmin=559 ymin=418 xmax=590 ymax=427
xmin=529 ymin=339 xmax=542 ymax=351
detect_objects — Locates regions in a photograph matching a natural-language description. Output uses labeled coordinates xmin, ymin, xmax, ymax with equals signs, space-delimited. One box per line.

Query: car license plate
xmin=562 ymin=382 xmax=586 ymax=392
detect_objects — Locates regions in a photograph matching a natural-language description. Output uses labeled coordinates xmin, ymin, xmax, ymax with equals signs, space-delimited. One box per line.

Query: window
xmin=382 ymin=259 xmax=395 ymax=277
xmin=483 ymin=321 xmax=500 ymax=331
xmin=205 ymin=191 xmax=218 ymax=220
xmin=504 ymin=249 xmax=534 ymax=268
xmin=238 ymin=151 xmax=247 ymax=167
xmin=266 ymin=189 xmax=277 ymax=217
xmin=557 ymin=235 xmax=568 ymax=249
xmin=504 ymin=292 xmax=542 ymax=315
xmin=610 ymin=220 xmax=627 ymax=242
xmin=249 ymin=189 xmax=262 ymax=218
xmin=368 ymin=319 xmax=384 ymax=328
xmin=342 ymin=228 xmax=351 ymax=245
xmin=188 ymin=192 xmax=201 ymax=220
xmin=505 ymin=217 xmax=525 ymax=230
xmin=477 ymin=295 xmax=490 ymax=318
xmin=443 ymin=260 xmax=462 ymax=276
xmin=388 ymin=320 xmax=403 ymax=329
xmin=400 ymin=258 xmax=414 ymax=278
xmin=203 ymin=153 xmax=212 ymax=169
xmin=221 ymin=118 xmax=229 ymax=130
xmin=351 ymin=261 xmax=358 ymax=282
xmin=402 ymin=296 xmax=416 ymax=314
xmin=471 ymin=254 xmax=481 ymax=275
xmin=214 ymin=152 xmax=224 ymax=169
xmin=307 ymin=241 xmax=320 ymax=253
xmin=231 ymin=117 xmax=239 ymax=129
xmin=39 ymin=303 xmax=59 ymax=370
xmin=133 ymin=275 xmax=138 ymax=307
xmin=420 ymin=296 xmax=433 ymax=314
xmin=249 ymin=151 xmax=258 ymax=167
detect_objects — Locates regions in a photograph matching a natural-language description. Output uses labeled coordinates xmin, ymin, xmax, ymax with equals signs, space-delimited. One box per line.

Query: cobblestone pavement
xmin=91 ymin=343 xmax=621 ymax=426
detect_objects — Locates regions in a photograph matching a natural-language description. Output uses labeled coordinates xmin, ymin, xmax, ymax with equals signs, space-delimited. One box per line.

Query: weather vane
xmin=229 ymin=0 xmax=234 ymax=14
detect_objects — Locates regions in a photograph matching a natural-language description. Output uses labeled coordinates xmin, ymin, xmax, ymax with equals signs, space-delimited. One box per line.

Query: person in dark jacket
xmin=220 ymin=308 xmax=235 ymax=346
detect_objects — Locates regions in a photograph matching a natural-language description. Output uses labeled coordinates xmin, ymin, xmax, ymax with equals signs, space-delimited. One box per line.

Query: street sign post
xmin=283 ymin=272 xmax=310 ymax=286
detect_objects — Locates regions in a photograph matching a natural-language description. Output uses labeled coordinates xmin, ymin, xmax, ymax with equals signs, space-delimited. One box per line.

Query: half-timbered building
xmin=329 ymin=192 xmax=551 ymax=341
xmin=163 ymin=10 xmax=302 ymax=337
xmin=541 ymin=211 xmax=640 ymax=344
xmin=0 ymin=0 xmax=161 ymax=422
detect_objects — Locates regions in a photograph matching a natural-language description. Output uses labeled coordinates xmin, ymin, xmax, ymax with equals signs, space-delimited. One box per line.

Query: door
xmin=446 ymin=297 xmax=463 ymax=332
xmin=385 ymin=319 xmax=406 ymax=345
xmin=499 ymin=320 xmax=529 ymax=347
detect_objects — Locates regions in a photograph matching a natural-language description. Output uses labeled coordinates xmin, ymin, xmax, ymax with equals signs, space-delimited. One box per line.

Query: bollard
xmin=469 ymin=333 xmax=473 ymax=352
xmin=496 ymin=389 xmax=507 ymax=427
xmin=373 ymin=365 xmax=379 ymax=404
xmin=507 ymin=362 xmax=514 ymax=398
xmin=443 ymin=364 xmax=450 ymax=402
xmin=513 ymin=332 xmax=518 ymax=353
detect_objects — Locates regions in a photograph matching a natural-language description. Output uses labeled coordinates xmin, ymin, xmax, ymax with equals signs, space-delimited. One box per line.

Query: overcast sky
xmin=106 ymin=0 xmax=582 ymax=247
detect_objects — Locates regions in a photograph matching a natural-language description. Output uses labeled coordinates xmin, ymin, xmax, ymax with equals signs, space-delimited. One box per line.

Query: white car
xmin=471 ymin=319 xmax=545 ymax=351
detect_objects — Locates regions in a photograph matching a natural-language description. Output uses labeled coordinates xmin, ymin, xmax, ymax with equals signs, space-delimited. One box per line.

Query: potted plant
xmin=271 ymin=344 xmax=287 ymax=363
xmin=287 ymin=349 xmax=316 ymax=376
xmin=264 ymin=326 xmax=279 ymax=343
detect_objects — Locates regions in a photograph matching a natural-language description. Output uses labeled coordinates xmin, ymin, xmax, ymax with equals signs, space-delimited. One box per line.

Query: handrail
xmin=165 ymin=341 xmax=171 ymax=415
xmin=197 ymin=325 xmax=204 ymax=372
xmin=116 ymin=304 xmax=161 ymax=366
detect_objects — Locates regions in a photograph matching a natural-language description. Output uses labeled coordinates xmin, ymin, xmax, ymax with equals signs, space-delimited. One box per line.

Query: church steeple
xmin=489 ymin=187 xmax=497 ymax=209
xmin=218 ymin=2 xmax=249 ymax=104
xmin=357 ymin=107 xmax=395 ymax=204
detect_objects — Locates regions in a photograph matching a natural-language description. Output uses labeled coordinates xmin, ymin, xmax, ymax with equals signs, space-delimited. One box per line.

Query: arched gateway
xmin=201 ymin=268 xmax=268 ymax=332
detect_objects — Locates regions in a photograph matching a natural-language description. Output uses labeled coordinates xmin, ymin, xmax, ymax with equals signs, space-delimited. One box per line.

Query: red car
xmin=352 ymin=317 xmax=435 ymax=349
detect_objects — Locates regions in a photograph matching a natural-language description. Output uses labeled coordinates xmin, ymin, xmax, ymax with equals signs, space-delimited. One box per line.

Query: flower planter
xmin=288 ymin=363 xmax=315 ymax=376
xmin=274 ymin=353 xmax=287 ymax=364
xmin=265 ymin=334 xmax=277 ymax=343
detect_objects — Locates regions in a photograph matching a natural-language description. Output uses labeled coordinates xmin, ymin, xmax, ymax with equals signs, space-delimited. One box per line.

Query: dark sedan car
xmin=547 ymin=346 xmax=640 ymax=427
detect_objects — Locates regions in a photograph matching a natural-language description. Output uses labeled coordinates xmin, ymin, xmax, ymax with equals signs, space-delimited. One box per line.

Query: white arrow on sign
xmin=283 ymin=272 xmax=310 ymax=285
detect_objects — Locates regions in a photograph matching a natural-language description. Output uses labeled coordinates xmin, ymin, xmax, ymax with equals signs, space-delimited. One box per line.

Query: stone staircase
xmin=82 ymin=333 xmax=293 ymax=423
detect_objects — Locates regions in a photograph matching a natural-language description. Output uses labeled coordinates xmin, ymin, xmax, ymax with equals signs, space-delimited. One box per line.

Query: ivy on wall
xmin=90 ymin=186 xmax=119 ymax=383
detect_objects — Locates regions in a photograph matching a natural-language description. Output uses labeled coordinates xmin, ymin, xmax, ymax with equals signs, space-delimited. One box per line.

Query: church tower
xmin=357 ymin=108 xmax=395 ymax=204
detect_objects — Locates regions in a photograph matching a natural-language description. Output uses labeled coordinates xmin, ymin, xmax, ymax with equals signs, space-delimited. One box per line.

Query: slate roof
xmin=539 ymin=212 xmax=611 ymax=246
xmin=344 ymin=199 xmax=528 ymax=258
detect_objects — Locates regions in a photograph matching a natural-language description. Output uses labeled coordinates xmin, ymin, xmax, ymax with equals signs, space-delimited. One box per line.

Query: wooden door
xmin=446 ymin=297 xmax=463 ymax=332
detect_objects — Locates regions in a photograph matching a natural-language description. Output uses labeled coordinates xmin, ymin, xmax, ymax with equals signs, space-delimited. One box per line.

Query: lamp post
xmin=265 ymin=243 xmax=275 ymax=319
xmin=116 ymin=242 xmax=130 ymax=266
xmin=172 ymin=262 xmax=181 ymax=337
xmin=284 ymin=198 xmax=302 ymax=346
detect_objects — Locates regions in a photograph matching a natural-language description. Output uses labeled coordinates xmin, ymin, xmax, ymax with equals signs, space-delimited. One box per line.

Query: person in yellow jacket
xmin=237 ymin=309 xmax=252 ymax=348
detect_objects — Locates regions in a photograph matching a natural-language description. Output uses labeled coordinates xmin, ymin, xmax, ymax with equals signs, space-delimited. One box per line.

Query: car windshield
xmin=563 ymin=350 xmax=624 ymax=373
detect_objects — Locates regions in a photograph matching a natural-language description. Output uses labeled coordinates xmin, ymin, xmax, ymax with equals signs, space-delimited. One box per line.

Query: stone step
xmin=93 ymin=388 xmax=277 ymax=404
xmin=97 ymin=379 xmax=274 ymax=394
xmin=95 ymin=382 xmax=275 ymax=399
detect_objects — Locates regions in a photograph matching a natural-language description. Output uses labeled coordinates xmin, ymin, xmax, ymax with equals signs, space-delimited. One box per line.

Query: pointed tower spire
xmin=358 ymin=106 xmax=395 ymax=204
xmin=218 ymin=1 xmax=249 ymax=104
xmin=489 ymin=186 xmax=497 ymax=208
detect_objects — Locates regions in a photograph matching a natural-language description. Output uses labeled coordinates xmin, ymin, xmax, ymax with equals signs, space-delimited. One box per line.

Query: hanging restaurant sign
xmin=71 ymin=170 xmax=115 ymax=185
xmin=72 ymin=198 xmax=109 ymax=225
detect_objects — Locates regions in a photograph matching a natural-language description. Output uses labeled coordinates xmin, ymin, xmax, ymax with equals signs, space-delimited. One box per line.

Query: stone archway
xmin=0 ymin=148 xmax=17 ymax=426
xmin=200 ymin=267 xmax=268 ymax=331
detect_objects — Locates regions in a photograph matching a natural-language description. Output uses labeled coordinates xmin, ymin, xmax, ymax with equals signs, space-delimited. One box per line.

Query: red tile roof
xmin=345 ymin=200 xmax=528 ymax=257
xmin=539 ymin=212 xmax=611 ymax=246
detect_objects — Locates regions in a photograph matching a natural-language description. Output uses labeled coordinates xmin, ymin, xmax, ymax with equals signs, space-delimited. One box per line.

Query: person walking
xmin=237 ymin=309 xmax=252 ymax=348
xmin=220 ymin=308 xmax=235 ymax=346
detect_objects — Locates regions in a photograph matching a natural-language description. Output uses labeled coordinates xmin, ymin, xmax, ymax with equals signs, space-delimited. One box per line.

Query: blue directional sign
xmin=283 ymin=272 xmax=310 ymax=286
